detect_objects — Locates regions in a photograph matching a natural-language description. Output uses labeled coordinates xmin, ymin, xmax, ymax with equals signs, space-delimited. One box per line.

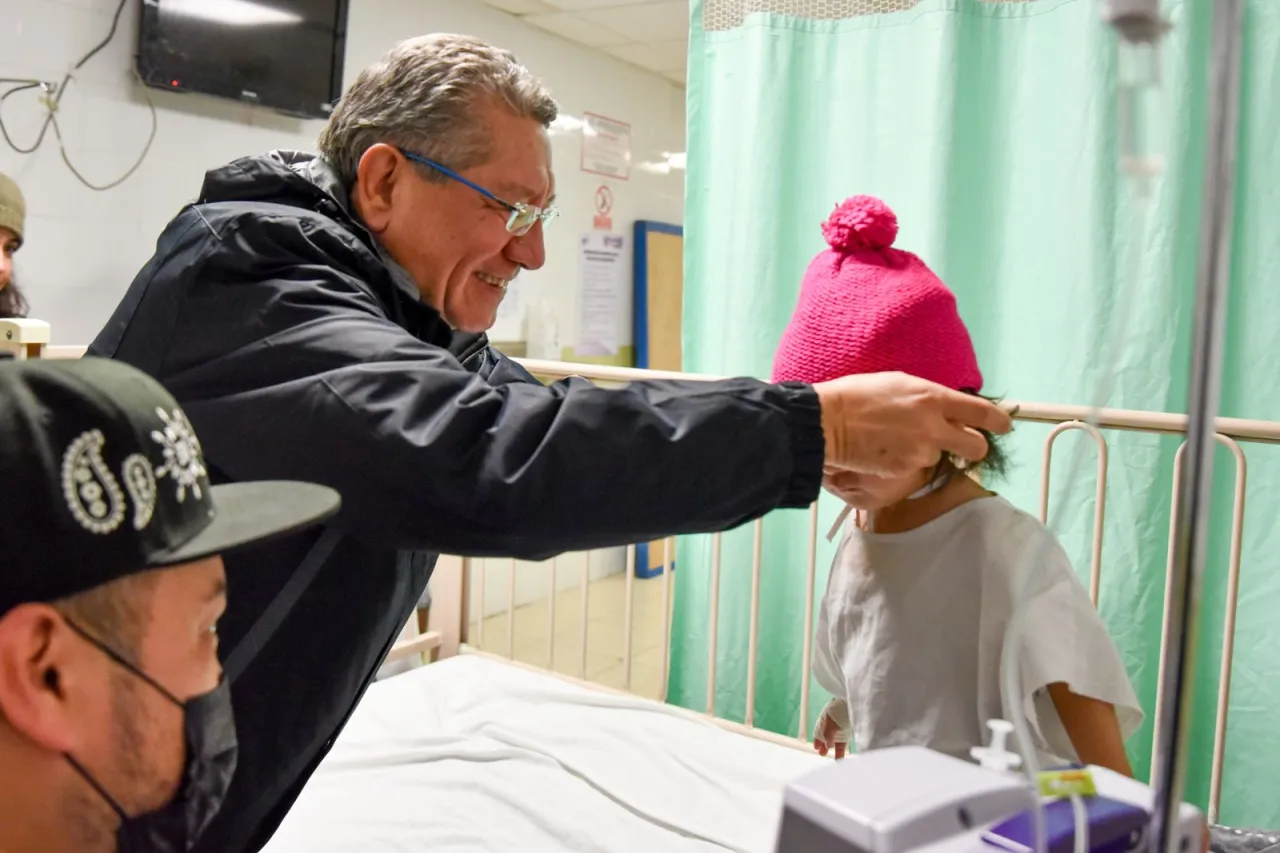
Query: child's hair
xmin=935 ymin=391 xmax=1015 ymax=484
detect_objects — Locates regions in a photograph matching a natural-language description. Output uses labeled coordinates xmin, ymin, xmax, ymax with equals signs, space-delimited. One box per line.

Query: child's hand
xmin=814 ymin=699 xmax=850 ymax=759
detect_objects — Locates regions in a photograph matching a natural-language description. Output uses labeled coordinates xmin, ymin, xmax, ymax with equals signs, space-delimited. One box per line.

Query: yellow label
xmin=1038 ymin=769 xmax=1098 ymax=798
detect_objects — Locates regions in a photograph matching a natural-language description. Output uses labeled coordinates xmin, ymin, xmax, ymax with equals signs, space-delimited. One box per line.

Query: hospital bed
xmin=8 ymin=319 xmax=1280 ymax=852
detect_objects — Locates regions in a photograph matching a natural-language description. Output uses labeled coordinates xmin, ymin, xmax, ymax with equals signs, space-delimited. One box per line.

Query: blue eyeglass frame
xmin=399 ymin=149 xmax=559 ymax=236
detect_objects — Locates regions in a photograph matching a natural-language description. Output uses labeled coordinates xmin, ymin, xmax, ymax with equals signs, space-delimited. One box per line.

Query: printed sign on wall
xmin=593 ymin=184 xmax=613 ymax=231
xmin=581 ymin=112 xmax=631 ymax=181
xmin=575 ymin=231 xmax=627 ymax=358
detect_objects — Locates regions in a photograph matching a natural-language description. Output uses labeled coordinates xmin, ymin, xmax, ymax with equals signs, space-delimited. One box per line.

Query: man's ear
xmin=0 ymin=605 xmax=82 ymax=753
xmin=352 ymin=143 xmax=408 ymax=235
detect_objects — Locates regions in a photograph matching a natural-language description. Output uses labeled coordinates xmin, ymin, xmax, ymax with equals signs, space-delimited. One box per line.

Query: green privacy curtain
xmin=670 ymin=0 xmax=1280 ymax=827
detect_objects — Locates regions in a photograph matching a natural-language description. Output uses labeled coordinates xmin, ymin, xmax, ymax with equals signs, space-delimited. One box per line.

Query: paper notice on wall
xmin=581 ymin=112 xmax=632 ymax=181
xmin=575 ymin=231 xmax=626 ymax=357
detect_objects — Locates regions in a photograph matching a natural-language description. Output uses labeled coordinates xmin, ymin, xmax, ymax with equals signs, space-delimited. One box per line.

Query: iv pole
xmin=1102 ymin=2 xmax=1244 ymax=853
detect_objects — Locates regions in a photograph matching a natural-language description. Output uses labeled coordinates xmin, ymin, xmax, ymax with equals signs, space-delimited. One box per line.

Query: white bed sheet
xmin=262 ymin=654 xmax=824 ymax=853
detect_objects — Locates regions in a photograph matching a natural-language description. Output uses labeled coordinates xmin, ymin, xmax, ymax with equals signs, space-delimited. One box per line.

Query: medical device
xmin=774 ymin=745 xmax=1029 ymax=853
xmin=775 ymin=0 xmax=1243 ymax=851
xmin=773 ymin=743 xmax=1205 ymax=853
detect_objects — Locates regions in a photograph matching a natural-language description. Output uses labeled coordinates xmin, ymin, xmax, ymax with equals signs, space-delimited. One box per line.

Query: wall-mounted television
xmin=136 ymin=0 xmax=350 ymax=120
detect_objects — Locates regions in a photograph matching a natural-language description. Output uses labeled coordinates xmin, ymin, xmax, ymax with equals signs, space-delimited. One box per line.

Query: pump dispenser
xmin=972 ymin=719 xmax=1023 ymax=775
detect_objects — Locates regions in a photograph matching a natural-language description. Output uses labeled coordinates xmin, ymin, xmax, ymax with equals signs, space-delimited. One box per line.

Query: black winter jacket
xmin=88 ymin=151 xmax=825 ymax=853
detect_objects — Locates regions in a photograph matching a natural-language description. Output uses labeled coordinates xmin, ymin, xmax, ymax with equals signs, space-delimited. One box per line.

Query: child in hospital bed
xmin=773 ymin=195 xmax=1142 ymax=776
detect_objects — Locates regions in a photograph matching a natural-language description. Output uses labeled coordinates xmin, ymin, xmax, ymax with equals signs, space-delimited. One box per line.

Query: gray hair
xmin=318 ymin=34 xmax=559 ymax=188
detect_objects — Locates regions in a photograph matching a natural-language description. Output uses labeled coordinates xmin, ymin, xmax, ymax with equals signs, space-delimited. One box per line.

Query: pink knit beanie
xmin=771 ymin=195 xmax=983 ymax=392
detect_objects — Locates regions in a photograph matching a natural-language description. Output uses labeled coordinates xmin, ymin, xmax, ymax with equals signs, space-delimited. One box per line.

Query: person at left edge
xmin=0 ymin=170 xmax=29 ymax=321
xmin=0 ymin=357 xmax=340 ymax=853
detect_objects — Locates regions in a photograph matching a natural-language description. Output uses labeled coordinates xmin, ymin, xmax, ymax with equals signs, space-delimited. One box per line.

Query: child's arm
xmin=1046 ymin=682 xmax=1134 ymax=777
xmin=811 ymin=549 xmax=853 ymax=759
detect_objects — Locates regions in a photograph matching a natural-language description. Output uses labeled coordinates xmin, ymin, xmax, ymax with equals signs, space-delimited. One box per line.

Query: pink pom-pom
xmin=821 ymin=195 xmax=898 ymax=252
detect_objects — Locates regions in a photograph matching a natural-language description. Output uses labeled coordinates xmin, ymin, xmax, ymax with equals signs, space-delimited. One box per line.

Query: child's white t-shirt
xmin=812 ymin=494 xmax=1143 ymax=764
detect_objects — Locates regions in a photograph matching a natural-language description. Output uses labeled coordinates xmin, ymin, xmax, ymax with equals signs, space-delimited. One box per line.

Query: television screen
xmin=136 ymin=0 xmax=349 ymax=120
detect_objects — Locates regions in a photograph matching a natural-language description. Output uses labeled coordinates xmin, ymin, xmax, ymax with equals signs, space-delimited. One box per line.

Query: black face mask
xmin=60 ymin=618 xmax=238 ymax=853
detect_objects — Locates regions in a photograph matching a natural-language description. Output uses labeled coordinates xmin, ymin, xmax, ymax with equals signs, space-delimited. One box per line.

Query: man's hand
xmin=814 ymin=372 xmax=1013 ymax=477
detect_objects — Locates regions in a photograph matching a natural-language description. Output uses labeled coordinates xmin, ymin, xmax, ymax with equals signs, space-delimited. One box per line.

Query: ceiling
xmin=478 ymin=0 xmax=689 ymax=86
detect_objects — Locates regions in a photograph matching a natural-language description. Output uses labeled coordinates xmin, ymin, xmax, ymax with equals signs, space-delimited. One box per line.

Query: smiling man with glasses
xmin=87 ymin=33 xmax=1010 ymax=853
xmin=353 ymin=141 xmax=560 ymax=334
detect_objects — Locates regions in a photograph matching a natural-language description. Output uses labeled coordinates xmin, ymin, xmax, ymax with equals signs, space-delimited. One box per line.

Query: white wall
xmin=0 ymin=0 xmax=686 ymax=351
xmin=1 ymin=0 xmax=686 ymax=595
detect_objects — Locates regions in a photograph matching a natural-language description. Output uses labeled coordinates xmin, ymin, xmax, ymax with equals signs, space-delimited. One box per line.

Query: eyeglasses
xmin=399 ymin=149 xmax=559 ymax=237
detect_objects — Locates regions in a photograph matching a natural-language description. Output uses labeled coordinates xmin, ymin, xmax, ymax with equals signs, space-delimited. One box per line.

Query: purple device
xmin=982 ymin=796 xmax=1150 ymax=853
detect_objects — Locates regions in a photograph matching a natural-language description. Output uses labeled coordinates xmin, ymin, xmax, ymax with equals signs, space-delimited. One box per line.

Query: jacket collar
xmin=291 ymin=157 xmax=424 ymax=305
xmin=197 ymin=151 xmax=488 ymax=356
xmin=198 ymin=151 xmax=423 ymax=304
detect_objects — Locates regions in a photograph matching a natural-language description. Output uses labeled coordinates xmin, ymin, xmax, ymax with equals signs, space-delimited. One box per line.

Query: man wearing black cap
xmin=0 ymin=357 xmax=340 ymax=853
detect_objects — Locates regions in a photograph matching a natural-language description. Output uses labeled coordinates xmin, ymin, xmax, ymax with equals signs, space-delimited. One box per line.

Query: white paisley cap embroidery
xmin=122 ymin=452 xmax=158 ymax=531
xmin=60 ymin=429 xmax=128 ymax=536
xmin=59 ymin=405 xmax=208 ymax=537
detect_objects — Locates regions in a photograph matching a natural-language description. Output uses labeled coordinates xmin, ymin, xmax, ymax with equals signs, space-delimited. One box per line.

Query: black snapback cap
xmin=0 ymin=357 xmax=341 ymax=613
